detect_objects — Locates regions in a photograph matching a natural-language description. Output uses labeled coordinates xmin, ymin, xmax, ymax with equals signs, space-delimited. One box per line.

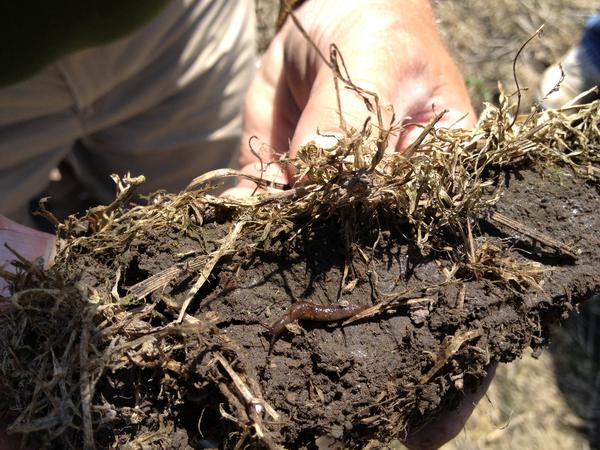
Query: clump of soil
xmin=0 ymin=91 xmax=599 ymax=449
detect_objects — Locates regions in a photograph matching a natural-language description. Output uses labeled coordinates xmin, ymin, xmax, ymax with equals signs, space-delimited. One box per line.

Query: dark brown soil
xmin=38 ymin=164 xmax=598 ymax=449
xmin=206 ymin=170 xmax=598 ymax=448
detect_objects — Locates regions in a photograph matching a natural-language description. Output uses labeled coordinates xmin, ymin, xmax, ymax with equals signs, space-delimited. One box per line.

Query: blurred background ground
xmin=254 ymin=1 xmax=599 ymax=449
xmin=434 ymin=0 xmax=596 ymax=112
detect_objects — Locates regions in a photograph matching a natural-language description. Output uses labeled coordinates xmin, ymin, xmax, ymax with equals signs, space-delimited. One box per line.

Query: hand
xmin=234 ymin=0 xmax=475 ymax=194
xmin=0 ymin=215 xmax=55 ymax=449
xmin=0 ymin=215 xmax=56 ymax=296
xmin=404 ymin=364 xmax=496 ymax=450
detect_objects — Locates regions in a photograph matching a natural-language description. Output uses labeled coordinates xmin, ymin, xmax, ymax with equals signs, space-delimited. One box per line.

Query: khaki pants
xmin=0 ymin=0 xmax=256 ymax=222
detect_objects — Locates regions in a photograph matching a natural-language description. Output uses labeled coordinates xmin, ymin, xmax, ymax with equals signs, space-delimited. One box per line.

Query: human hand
xmin=403 ymin=364 xmax=496 ymax=450
xmin=0 ymin=215 xmax=55 ymax=449
xmin=0 ymin=215 xmax=56 ymax=295
xmin=232 ymin=0 xmax=475 ymax=194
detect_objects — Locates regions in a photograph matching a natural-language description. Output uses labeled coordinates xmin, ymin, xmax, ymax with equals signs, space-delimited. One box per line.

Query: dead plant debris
xmin=0 ymin=89 xmax=598 ymax=448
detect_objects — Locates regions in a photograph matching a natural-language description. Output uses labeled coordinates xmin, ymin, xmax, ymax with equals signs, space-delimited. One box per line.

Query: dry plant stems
xmin=0 ymin=94 xmax=598 ymax=448
xmin=1 ymin=26 xmax=600 ymax=450
xmin=419 ymin=329 xmax=483 ymax=385
xmin=507 ymin=24 xmax=545 ymax=131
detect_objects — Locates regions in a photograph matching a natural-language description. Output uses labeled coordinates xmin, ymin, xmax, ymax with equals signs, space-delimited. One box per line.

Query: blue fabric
xmin=582 ymin=13 xmax=600 ymax=70
xmin=586 ymin=13 xmax=600 ymax=32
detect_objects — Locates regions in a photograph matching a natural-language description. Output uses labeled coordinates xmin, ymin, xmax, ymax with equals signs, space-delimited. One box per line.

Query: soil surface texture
xmin=45 ymin=165 xmax=598 ymax=449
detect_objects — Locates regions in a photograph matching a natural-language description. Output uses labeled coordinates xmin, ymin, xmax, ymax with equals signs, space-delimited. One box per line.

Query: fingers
xmin=395 ymin=53 xmax=477 ymax=150
xmin=283 ymin=8 xmax=418 ymax=156
xmin=284 ymin=5 xmax=476 ymax=160
xmin=241 ymin=0 xmax=477 ymax=192
xmin=289 ymin=58 xmax=475 ymax=164
xmin=288 ymin=69 xmax=401 ymax=158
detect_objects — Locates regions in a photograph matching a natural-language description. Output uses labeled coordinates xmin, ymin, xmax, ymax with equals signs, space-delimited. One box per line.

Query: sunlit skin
xmin=228 ymin=0 xmax=476 ymax=196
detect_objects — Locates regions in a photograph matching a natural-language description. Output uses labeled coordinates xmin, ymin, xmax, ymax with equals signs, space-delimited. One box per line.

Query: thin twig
xmin=177 ymin=221 xmax=246 ymax=322
xmin=489 ymin=211 xmax=578 ymax=258
xmin=508 ymin=25 xmax=544 ymax=130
